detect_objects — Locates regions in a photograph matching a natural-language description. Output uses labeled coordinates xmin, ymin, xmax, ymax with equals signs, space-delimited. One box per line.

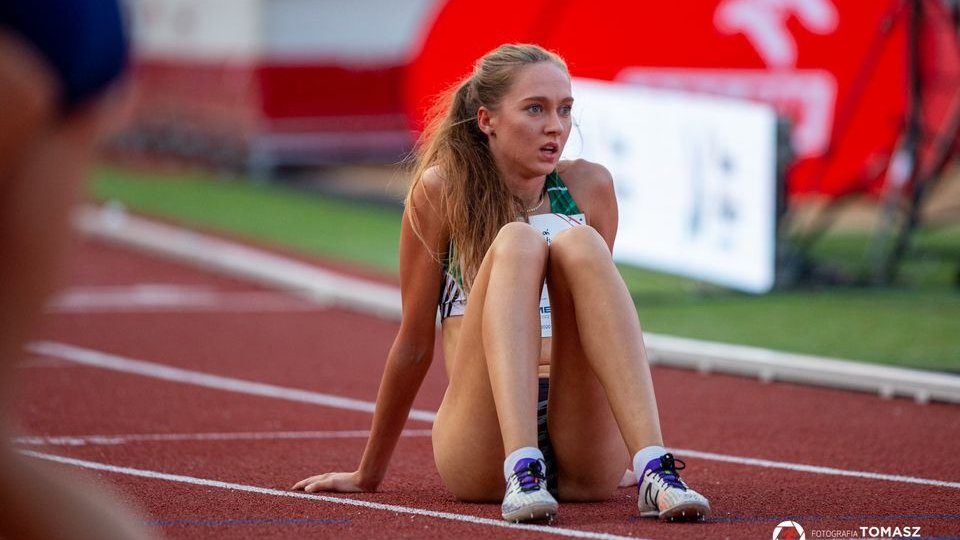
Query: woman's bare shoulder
xmin=408 ymin=165 xmax=448 ymax=213
xmin=420 ymin=165 xmax=446 ymax=190
xmin=556 ymin=159 xmax=615 ymax=200
xmin=556 ymin=161 xmax=618 ymax=245
xmin=406 ymin=165 xmax=450 ymax=242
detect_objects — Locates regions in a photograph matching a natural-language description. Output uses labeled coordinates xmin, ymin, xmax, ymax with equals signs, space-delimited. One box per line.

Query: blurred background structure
xmin=85 ymin=0 xmax=960 ymax=369
xmin=113 ymin=0 xmax=960 ymax=289
xmin=121 ymin=0 xmax=434 ymax=170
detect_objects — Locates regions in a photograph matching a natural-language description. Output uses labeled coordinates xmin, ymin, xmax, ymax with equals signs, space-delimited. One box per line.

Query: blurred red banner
xmin=406 ymin=0 xmax=959 ymax=199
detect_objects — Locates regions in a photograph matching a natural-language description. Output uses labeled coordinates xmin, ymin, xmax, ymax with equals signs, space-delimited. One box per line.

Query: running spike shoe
xmin=637 ymin=453 xmax=710 ymax=521
xmin=501 ymin=457 xmax=558 ymax=523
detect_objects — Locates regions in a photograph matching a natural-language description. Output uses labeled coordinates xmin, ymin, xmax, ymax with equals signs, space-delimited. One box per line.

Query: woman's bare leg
xmin=479 ymin=223 xmax=546 ymax=451
xmin=545 ymin=248 xmax=631 ymax=501
xmin=548 ymin=225 xmax=709 ymax=520
xmin=432 ymin=222 xmax=546 ymax=501
xmin=545 ymin=226 xmax=663 ymax=471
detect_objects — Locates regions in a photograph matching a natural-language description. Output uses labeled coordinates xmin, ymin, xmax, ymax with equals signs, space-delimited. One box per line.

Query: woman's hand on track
xmin=291 ymin=471 xmax=372 ymax=493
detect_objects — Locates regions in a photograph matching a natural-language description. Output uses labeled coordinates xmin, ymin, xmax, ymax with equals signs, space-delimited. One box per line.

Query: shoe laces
xmin=648 ymin=453 xmax=687 ymax=490
xmin=511 ymin=458 xmax=547 ymax=493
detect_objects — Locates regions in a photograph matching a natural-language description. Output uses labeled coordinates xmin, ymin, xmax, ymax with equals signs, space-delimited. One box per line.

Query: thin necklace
xmin=523 ymin=186 xmax=546 ymax=213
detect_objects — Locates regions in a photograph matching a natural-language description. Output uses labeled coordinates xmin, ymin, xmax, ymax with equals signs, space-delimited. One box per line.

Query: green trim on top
xmin=546 ymin=171 xmax=582 ymax=215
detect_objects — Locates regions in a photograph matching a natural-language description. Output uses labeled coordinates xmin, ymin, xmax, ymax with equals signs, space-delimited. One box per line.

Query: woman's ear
xmin=477 ymin=106 xmax=495 ymax=136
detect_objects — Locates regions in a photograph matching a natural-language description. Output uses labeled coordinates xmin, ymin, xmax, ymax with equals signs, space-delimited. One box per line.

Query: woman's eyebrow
xmin=520 ymin=95 xmax=575 ymax=102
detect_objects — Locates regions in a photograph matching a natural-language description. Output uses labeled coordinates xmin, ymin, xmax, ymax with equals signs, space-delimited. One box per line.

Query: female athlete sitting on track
xmin=293 ymin=43 xmax=710 ymax=524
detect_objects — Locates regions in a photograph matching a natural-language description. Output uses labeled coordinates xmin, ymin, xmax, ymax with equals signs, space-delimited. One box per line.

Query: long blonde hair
xmin=406 ymin=43 xmax=568 ymax=291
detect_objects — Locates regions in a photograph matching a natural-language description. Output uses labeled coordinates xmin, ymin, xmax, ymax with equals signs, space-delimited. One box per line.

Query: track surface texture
xmin=10 ymin=237 xmax=960 ymax=539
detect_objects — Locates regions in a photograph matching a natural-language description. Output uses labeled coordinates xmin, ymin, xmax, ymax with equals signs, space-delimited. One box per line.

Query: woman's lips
xmin=539 ymin=142 xmax=559 ymax=161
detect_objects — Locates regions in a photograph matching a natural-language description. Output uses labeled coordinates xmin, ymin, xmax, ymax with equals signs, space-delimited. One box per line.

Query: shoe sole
xmin=502 ymin=501 xmax=559 ymax=523
xmin=657 ymin=501 xmax=710 ymax=522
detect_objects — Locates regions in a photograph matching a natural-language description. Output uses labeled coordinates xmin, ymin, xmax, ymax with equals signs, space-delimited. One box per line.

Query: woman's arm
xmin=293 ymin=170 xmax=448 ymax=493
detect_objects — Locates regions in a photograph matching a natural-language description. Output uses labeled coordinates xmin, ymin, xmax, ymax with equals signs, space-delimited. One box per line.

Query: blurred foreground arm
xmin=0 ymin=11 xmax=154 ymax=539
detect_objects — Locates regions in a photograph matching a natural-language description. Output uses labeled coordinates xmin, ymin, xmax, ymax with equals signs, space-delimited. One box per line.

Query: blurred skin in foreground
xmin=0 ymin=27 xmax=154 ymax=540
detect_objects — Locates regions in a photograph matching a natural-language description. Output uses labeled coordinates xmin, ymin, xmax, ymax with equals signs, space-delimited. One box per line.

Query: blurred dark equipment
xmin=784 ymin=0 xmax=960 ymax=287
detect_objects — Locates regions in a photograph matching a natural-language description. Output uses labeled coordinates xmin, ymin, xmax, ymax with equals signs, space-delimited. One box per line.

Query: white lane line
xmin=14 ymin=429 xmax=433 ymax=446
xmin=672 ymin=448 xmax=960 ymax=490
xmin=21 ymin=450 xmax=640 ymax=540
xmin=26 ymin=341 xmax=437 ymax=423
xmin=75 ymin=206 xmax=401 ymax=319
xmin=18 ymin=358 xmax=70 ymax=369
xmin=48 ymin=285 xmax=326 ymax=313
xmin=27 ymin=341 xmax=960 ymax=491
xmin=14 ymin=428 xmax=960 ymax=491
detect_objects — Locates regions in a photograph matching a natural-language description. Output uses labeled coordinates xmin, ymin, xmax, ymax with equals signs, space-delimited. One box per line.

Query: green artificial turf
xmin=92 ymin=166 xmax=401 ymax=272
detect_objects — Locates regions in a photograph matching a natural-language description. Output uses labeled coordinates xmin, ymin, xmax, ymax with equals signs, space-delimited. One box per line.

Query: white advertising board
xmin=564 ymin=78 xmax=779 ymax=293
xmin=128 ymin=0 xmax=261 ymax=60
xmin=128 ymin=0 xmax=439 ymax=63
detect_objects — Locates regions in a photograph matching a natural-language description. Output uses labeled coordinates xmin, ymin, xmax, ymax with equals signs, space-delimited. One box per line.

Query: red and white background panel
xmin=128 ymin=0 xmax=958 ymax=196
xmin=127 ymin=0 xmax=437 ymax=157
xmin=407 ymin=0 xmax=959 ymax=198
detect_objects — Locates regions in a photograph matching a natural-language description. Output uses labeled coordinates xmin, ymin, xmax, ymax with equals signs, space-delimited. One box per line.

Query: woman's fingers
xmin=292 ymin=472 xmax=364 ymax=493
xmin=291 ymin=473 xmax=329 ymax=491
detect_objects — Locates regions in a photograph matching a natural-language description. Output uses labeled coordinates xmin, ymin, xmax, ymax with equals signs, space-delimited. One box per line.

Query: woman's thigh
xmin=432 ymin=222 xmax=546 ymax=502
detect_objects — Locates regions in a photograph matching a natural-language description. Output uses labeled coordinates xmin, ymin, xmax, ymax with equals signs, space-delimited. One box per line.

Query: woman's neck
xmin=501 ymin=170 xmax=548 ymax=210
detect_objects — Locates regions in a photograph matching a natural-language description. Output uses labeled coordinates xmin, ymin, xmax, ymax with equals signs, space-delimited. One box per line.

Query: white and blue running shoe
xmin=501 ymin=458 xmax=558 ymax=523
xmin=637 ymin=453 xmax=710 ymax=521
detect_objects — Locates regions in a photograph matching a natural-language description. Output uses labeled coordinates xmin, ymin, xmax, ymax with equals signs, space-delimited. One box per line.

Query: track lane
xmin=10 ymin=237 xmax=960 ymax=539
xmin=23 ymin=442 xmax=960 ymax=540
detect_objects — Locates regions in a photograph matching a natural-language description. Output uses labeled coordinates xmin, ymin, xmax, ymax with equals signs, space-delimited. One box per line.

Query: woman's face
xmin=479 ymin=62 xmax=573 ymax=180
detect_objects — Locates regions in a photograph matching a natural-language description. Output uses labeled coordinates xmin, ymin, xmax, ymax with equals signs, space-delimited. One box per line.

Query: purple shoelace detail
xmin=512 ymin=458 xmax=546 ymax=493
xmin=644 ymin=453 xmax=687 ymax=491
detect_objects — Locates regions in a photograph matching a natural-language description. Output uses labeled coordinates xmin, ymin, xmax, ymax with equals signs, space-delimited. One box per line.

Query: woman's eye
xmin=527 ymin=104 xmax=543 ymax=113
xmin=559 ymin=105 xmax=572 ymax=116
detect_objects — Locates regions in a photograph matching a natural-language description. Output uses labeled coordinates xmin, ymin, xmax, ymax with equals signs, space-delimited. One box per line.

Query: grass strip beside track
xmin=93 ymin=166 xmax=401 ymax=272
xmin=91 ymin=165 xmax=960 ymax=372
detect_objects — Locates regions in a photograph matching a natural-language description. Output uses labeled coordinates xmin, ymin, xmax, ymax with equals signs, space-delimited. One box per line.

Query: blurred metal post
xmin=871 ymin=0 xmax=960 ymax=284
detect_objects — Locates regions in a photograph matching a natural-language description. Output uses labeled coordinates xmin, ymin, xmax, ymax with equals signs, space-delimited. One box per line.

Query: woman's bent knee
xmin=552 ymin=225 xmax=604 ymax=249
xmin=497 ymin=221 xmax=545 ymax=244
xmin=550 ymin=225 xmax=608 ymax=265
xmin=490 ymin=222 xmax=547 ymax=262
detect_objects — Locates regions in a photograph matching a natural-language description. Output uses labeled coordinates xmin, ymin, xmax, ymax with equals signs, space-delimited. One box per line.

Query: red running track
xmin=10 ymin=237 xmax=960 ymax=539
